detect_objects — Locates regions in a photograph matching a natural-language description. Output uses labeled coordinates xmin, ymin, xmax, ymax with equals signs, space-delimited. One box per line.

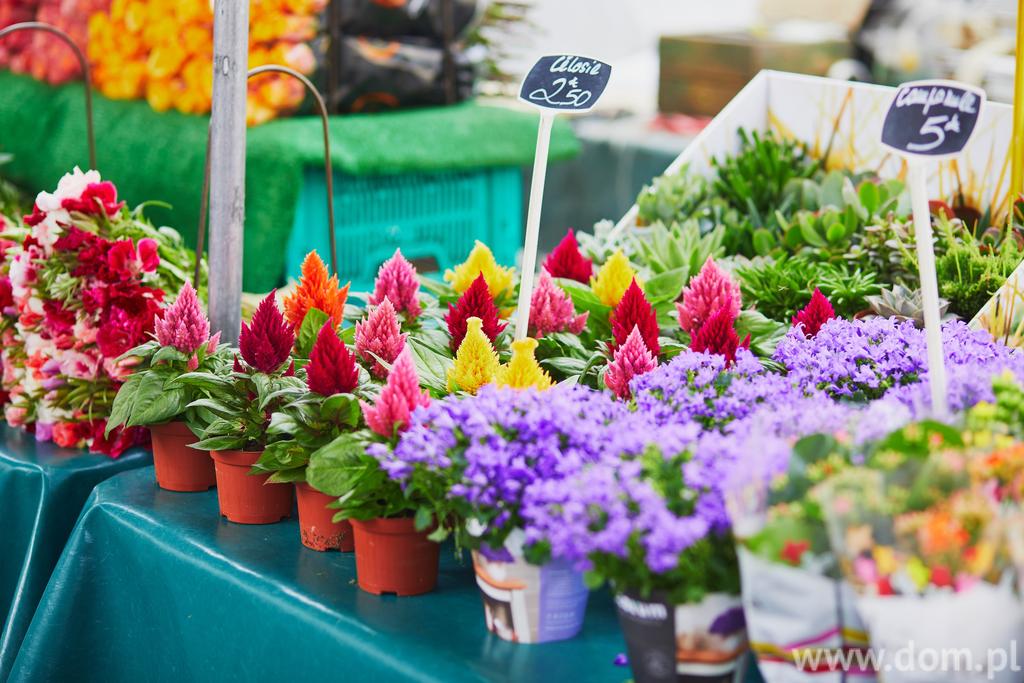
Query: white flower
xmin=34 ymin=166 xmax=101 ymax=213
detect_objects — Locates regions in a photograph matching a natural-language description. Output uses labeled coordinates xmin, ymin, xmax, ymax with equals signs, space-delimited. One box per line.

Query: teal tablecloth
xmin=8 ymin=467 xmax=634 ymax=682
xmin=0 ymin=427 xmax=150 ymax=681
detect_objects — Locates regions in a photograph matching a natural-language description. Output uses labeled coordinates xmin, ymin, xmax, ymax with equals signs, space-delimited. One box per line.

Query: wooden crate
xmin=658 ymin=32 xmax=849 ymax=116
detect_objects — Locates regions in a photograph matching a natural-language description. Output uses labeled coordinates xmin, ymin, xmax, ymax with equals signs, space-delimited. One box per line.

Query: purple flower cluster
xmin=772 ymin=318 xmax=1024 ymax=404
xmin=630 ymin=348 xmax=797 ymax=429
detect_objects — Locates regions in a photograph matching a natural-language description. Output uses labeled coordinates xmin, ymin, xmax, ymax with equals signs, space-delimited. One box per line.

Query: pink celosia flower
xmin=529 ymin=271 xmax=588 ymax=337
xmin=604 ymin=326 xmax=657 ymax=400
xmin=355 ymin=297 xmax=406 ymax=378
xmin=369 ymin=249 xmax=422 ymax=320
xmin=676 ymin=257 xmax=741 ymax=335
xmin=154 ymin=282 xmax=210 ymax=354
xmin=361 ymin=346 xmax=431 ymax=438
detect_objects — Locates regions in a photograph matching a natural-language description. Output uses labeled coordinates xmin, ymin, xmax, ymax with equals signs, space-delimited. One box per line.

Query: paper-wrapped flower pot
xmin=615 ymin=591 xmax=748 ymax=683
xmin=471 ymin=548 xmax=589 ymax=644
xmin=149 ymin=421 xmax=216 ymax=492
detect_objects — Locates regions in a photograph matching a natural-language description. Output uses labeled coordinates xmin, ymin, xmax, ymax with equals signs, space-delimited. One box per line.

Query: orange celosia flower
xmin=282 ymin=251 xmax=349 ymax=330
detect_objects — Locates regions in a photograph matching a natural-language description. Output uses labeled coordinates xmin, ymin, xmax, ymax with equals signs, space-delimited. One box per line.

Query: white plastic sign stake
xmin=513 ymin=55 xmax=612 ymax=340
xmin=881 ymin=80 xmax=986 ymax=417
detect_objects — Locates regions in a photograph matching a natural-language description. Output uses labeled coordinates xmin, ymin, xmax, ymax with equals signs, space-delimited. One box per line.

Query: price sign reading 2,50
xmin=519 ymin=55 xmax=612 ymax=113
xmin=881 ymin=80 xmax=986 ymax=159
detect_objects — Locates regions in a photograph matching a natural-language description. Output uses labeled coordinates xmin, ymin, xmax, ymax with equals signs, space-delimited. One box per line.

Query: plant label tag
xmin=518 ymin=55 xmax=612 ymax=113
xmin=881 ymin=80 xmax=986 ymax=159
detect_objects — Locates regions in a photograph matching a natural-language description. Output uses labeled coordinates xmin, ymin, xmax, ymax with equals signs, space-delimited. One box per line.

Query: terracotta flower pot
xmin=149 ymin=421 xmax=216 ymax=492
xmin=295 ymin=482 xmax=353 ymax=552
xmin=472 ymin=549 xmax=588 ymax=643
xmin=210 ymin=449 xmax=293 ymax=524
xmin=350 ymin=517 xmax=440 ymax=596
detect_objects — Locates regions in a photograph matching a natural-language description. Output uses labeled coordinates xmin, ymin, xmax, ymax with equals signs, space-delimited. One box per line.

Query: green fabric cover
xmin=0 ymin=71 xmax=580 ymax=291
xmin=0 ymin=427 xmax=151 ymax=681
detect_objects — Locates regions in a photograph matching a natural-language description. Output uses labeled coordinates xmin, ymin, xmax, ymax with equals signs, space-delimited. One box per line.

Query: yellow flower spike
xmin=872 ymin=546 xmax=897 ymax=576
xmin=968 ymin=541 xmax=995 ymax=576
xmin=496 ymin=338 xmax=553 ymax=391
xmin=591 ymin=250 xmax=641 ymax=307
xmin=446 ymin=317 xmax=500 ymax=394
xmin=444 ymin=241 xmax=515 ymax=299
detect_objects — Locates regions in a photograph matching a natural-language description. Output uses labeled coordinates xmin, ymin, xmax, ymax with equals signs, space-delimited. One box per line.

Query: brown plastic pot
xmin=210 ymin=449 xmax=293 ymax=524
xmin=351 ymin=517 xmax=440 ymax=596
xmin=149 ymin=421 xmax=216 ymax=492
xmin=295 ymin=482 xmax=353 ymax=552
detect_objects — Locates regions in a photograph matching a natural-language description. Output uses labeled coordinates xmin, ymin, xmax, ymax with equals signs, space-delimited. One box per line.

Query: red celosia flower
xmin=791 ymin=288 xmax=836 ymax=338
xmin=61 ymin=181 xmax=125 ymax=217
xmin=610 ymin=279 xmax=659 ymax=356
xmin=239 ymin=291 xmax=295 ymax=374
xmin=445 ymin=274 xmax=506 ymax=351
xmin=307 ymin=322 xmax=359 ymax=396
xmin=543 ymin=229 xmax=593 ymax=283
xmin=690 ymin=306 xmax=750 ymax=365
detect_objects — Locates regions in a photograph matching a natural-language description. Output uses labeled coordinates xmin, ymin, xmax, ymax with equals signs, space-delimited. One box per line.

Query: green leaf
xmin=306 ymin=435 xmax=367 ymax=496
xmin=152 ymin=345 xmax=188 ymax=365
xmin=107 ymin=371 xmax=144 ymax=433
xmin=414 ymin=506 xmax=434 ymax=532
xmin=643 ymin=267 xmax=689 ymax=303
xmin=124 ymin=373 xmax=184 ymax=427
xmin=798 ymin=218 xmax=826 ymax=248
xmin=752 ymin=228 xmax=776 ymax=256
xmin=295 ymin=308 xmax=330 ymax=358
xmin=191 ymin=435 xmax=246 ymax=451
xmin=267 ymin=467 xmax=307 ymax=484
xmin=825 ymin=221 xmax=846 ymax=244
xmin=858 ymin=181 xmax=880 ymax=215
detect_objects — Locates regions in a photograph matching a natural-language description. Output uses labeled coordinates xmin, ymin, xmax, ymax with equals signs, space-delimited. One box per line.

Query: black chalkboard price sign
xmin=881 ymin=80 xmax=986 ymax=159
xmin=518 ymin=55 xmax=612 ymax=113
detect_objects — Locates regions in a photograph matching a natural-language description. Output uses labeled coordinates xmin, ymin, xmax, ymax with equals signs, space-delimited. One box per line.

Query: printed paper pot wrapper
xmin=614 ymin=590 xmax=748 ymax=683
xmin=612 ymin=70 xmax=1018 ymax=341
xmin=471 ymin=549 xmax=588 ymax=644
xmin=738 ymin=548 xmax=874 ymax=683
xmin=856 ymin=581 xmax=1024 ymax=683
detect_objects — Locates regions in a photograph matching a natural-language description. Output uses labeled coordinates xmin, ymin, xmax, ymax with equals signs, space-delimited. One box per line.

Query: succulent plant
xmin=864 ymin=285 xmax=951 ymax=327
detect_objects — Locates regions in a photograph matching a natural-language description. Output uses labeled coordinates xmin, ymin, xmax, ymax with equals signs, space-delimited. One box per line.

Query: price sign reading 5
xmin=519 ymin=55 xmax=612 ymax=113
xmin=881 ymin=80 xmax=986 ymax=159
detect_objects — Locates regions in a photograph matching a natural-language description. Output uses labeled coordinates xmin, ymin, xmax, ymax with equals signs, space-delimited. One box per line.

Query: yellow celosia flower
xmin=444 ymin=241 xmax=515 ymax=300
xmin=590 ymin=250 xmax=641 ymax=307
xmin=496 ymin=338 xmax=553 ymax=391
xmin=446 ymin=317 xmax=499 ymax=394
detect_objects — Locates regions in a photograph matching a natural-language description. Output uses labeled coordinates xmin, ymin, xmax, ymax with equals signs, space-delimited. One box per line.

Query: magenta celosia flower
xmin=610 ymin=279 xmax=659 ymax=356
xmin=543 ymin=229 xmax=593 ymax=283
xmin=530 ymin=271 xmax=588 ymax=338
xmin=239 ymin=291 xmax=295 ymax=374
xmin=605 ymin=326 xmax=657 ymax=399
xmin=369 ymin=249 xmax=422 ymax=320
xmin=690 ymin=306 xmax=750 ymax=366
xmin=791 ymin=288 xmax=836 ymax=338
xmin=677 ymin=257 xmax=741 ymax=336
xmin=307 ymin=322 xmax=359 ymax=396
xmin=154 ymin=282 xmax=210 ymax=354
xmin=361 ymin=346 xmax=431 ymax=438
xmin=355 ymin=297 xmax=406 ymax=378
xmin=446 ymin=273 xmax=506 ymax=351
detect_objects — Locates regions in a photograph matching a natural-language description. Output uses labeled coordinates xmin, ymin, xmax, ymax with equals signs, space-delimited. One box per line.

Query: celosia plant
xmin=690 ymin=307 xmax=750 ymax=364
xmin=591 ymin=250 xmax=640 ymax=307
xmin=677 ymin=257 xmax=741 ymax=336
xmin=186 ymin=291 xmax=304 ymax=452
xmin=444 ymin=240 xmax=515 ymax=301
xmin=369 ymin=249 xmax=422 ymax=320
xmin=283 ymin=250 xmax=349 ymax=333
xmin=604 ymin=326 xmax=657 ymax=400
xmin=610 ymin=279 xmax=659 ymax=356
xmin=543 ymin=229 xmax=593 ymax=283
xmin=108 ymin=282 xmax=228 ymax=437
xmin=446 ymin=273 xmax=506 ymax=351
xmin=354 ymin=297 xmax=406 ymax=378
xmin=529 ymin=272 xmax=587 ymax=338
xmin=496 ymin=338 xmax=553 ymax=391
xmin=447 ymin=317 xmax=499 ymax=394
xmin=3 ymin=167 xmax=196 ymax=456
xmin=362 ymin=346 xmax=431 ymax=438
xmin=791 ymin=288 xmax=836 ymax=337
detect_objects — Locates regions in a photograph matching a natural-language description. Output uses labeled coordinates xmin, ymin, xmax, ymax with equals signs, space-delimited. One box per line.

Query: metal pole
xmin=208 ymin=0 xmax=250 ymax=344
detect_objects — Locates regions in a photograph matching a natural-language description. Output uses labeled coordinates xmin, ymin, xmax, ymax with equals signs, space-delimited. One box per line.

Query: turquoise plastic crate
xmin=286 ymin=166 xmax=522 ymax=294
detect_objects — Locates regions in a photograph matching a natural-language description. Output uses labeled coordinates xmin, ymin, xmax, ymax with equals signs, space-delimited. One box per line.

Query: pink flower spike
xmin=369 ymin=249 xmax=422 ymax=320
xmin=604 ymin=326 xmax=657 ymax=399
xmin=205 ymin=331 xmax=221 ymax=355
xmin=154 ymin=282 xmax=210 ymax=354
xmin=355 ymin=297 xmax=406 ymax=378
xmin=677 ymin=257 xmax=741 ymax=336
xmin=361 ymin=346 xmax=431 ymax=438
xmin=529 ymin=271 xmax=588 ymax=338
xmin=792 ymin=288 xmax=836 ymax=338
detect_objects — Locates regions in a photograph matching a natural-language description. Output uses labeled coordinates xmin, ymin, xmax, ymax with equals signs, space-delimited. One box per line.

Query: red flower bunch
xmin=791 ymin=288 xmax=836 ymax=338
xmin=610 ymin=279 xmax=659 ymax=356
xmin=307 ymin=322 xmax=359 ymax=396
xmin=445 ymin=273 xmax=506 ymax=351
xmin=543 ymin=229 xmax=593 ymax=283
xmin=239 ymin=291 xmax=295 ymax=374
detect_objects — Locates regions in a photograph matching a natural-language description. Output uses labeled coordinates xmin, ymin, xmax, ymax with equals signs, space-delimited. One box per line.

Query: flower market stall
xmin=4 ymin=6 xmax=1024 ymax=683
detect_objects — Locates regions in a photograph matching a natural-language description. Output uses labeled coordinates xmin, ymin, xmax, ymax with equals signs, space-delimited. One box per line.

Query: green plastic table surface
xmin=7 ymin=466 xmax=634 ymax=683
xmin=0 ymin=426 xmax=151 ymax=681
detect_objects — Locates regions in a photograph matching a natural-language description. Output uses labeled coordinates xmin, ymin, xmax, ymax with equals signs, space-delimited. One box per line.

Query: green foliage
xmin=736 ymin=256 xmax=880 ymax=321
xmin=629 ymin=219 xmax=726 ymax=279
xmin=934 ymin=236 xmax=1022 ymax=319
